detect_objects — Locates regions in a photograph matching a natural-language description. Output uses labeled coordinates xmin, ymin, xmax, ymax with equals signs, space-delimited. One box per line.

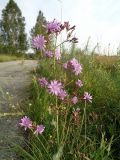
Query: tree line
xmin=0 ymin=0 xmax=47 ymax=54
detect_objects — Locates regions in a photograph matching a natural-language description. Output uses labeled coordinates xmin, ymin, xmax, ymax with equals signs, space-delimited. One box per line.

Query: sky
xmin=0 ymin=0 xmax=120 ymax=54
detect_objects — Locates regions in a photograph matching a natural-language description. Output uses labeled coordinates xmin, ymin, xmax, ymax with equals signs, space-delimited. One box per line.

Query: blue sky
xmin=0 ymin=0 xmax=120 ymax=54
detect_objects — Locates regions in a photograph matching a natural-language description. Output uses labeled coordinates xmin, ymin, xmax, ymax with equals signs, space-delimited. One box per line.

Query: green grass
xmin=17 ymin=49 xmax=120 ymax=160
xmin=0 ymin=54 xmax=24 ymax=62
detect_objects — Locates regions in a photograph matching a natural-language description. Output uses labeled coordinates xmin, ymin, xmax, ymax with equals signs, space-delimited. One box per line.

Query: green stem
xmin=53 ymin=54 xmax=55 ymax=73
xmin=40 ymin=50 xmax=43 ymax=59
xmin=35 ymin=135 xmax=52 ymax=160
xmin=65 ymin=80 xmax=74 ymax=87
xmin=80 ymin=101 xmax=87 ymax=144
xmin=80 ymin=109 xmax=84 ymax=135
xmin=56 ymin=97 xmax=59 ymax=147
xmin=53 ymin=34 xmax=57 ymax=74
xmin=84 ymin=101 xmax=87 ymax=144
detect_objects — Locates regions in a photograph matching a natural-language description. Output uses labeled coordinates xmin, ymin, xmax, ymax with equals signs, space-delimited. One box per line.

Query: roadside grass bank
xmin=0 ymin=54 xmax=24 ymax=62
xmin=0 ymin=53 xmax=37 ymax=62
xmin=17 ymin=20 xmax=120 ymax=160
xmin=17 ymin=51 xmax=120 ymax=160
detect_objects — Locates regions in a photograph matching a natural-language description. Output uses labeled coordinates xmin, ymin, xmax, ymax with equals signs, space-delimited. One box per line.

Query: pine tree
xmin=31 ymin=10 xmax=47 ymax=38
xmin=0 ymin=0 xmax=27 ymax=54
xmin=31 ymin=10 xmax=48 ymax=55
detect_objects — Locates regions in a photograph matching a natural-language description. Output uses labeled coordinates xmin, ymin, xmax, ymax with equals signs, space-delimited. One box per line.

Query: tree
xmin=0 ymin=0 xmax=27 ymax=54
xmin=31 ymin=10 xmax=47 ymax=38
xmin=31 ymin=10 xmax=48 ymax=55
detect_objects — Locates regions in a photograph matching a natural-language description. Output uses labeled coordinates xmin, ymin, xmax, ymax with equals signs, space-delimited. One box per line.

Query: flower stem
xmin=53 ymin=34 xmax=57 ymax=73
xmin=56 ymin=97 xmax=59 ymax=147
xmin=56 ymin=39 xmax=68 ymax=48
xmin=84 ymin=101 xmax=87 ymax=144
xmin=53 ymin=55 xmax=55 ymax=73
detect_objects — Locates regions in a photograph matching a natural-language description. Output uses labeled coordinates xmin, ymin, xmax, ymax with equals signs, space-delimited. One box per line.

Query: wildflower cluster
xmin=63 ymin=58 xmax=83 ymax=75
xmin=20 ymin=116 xmax=45 ymax=135
xmin=47 ymin=19 xmax=61 ymax=33
xmin=44 ymin=49 xmax=61 ymax=60
xmin=38 ymin=77 xmax=92 ymax=104
xmin=76 ymin=79 xmax=83 ymax=87
xmin=39 ymin=78 xmax=67 ymax=101
xmin=20 ymin=19 xmax=92 ymax=138
xmin=32 ymin=19 xmax=78 ymax=61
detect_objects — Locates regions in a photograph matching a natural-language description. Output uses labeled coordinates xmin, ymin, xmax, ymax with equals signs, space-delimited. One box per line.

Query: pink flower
xmin=19 ymin=116 xmax=32 ymax=130
xmin=83 ymin=92 xmax=92 ymax=103
xmin=39 ymin=77 xmax=48 ymax=88
xmin=69 ymin=58 xmax=82 ymax=75
xmin=76 ymin=79 xmax=83 ymax=87
xmin=71 ymin=96 xmax=78 ymax=104
xmin=55 ymin=48 xmax=61 ymax=60
xmin=69 ymin=58 xmax=78 ymax=66
xmin=32 ymin=35 xmax=46 ymax=50
xmin=48 ymin=80 xmax=63 ymax=96
xmin=58 ymin=89 xmax=67 ymax=100
xmin=65 ymin=58 xmax=82 ymax=75
xmin=47 ymin=19 xmax=61 ymax=33
xmin=44 ymin=50 xmax=53 ymax=58
xmin=73 ymin=63 xmax=82 ymax=75
xmin=34 ymin=125 xmax=45 ymax=135
xmin=63 ymin=63 xmax=68 ymax=69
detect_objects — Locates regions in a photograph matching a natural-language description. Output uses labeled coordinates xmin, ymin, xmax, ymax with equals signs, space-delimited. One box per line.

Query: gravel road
xmin=0 ymin=60 xmax=37 ymax=160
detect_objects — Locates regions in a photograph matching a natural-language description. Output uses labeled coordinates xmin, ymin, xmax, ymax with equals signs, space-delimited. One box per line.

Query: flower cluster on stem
xmin=19 ymin=116 xmax=45 ymax=135
xmin=20 ymin=19 xmax=93 ymax=138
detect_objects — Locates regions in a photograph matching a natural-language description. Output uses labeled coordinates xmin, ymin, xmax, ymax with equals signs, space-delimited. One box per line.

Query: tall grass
xmin=17 ymin=48 xmax=120 ymax=159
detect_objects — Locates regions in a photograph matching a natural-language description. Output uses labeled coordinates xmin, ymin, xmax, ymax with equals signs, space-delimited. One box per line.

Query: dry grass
xmin=95 ymin=55 xmax=118 ymax=65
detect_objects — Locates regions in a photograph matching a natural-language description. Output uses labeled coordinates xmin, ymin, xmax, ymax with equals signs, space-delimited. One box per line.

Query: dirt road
xmin=0 ymin=60 xmax=37 ymax=160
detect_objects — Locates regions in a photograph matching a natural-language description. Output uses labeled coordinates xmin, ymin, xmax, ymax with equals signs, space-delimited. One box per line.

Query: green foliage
xmin=0 ymin=54 xmax=23 ymax=62
xmin=90 ymin=133 xmax=114 ymax=160
xmin=18 ymin=49 xmax=120 ymax=159
xmin=16 ymin=17 xmax=120 ymax=158
xmin=31 ymin=10 xmax=47 ymax=37
xmin=0 ymin=0 xmax=28 ymax=54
